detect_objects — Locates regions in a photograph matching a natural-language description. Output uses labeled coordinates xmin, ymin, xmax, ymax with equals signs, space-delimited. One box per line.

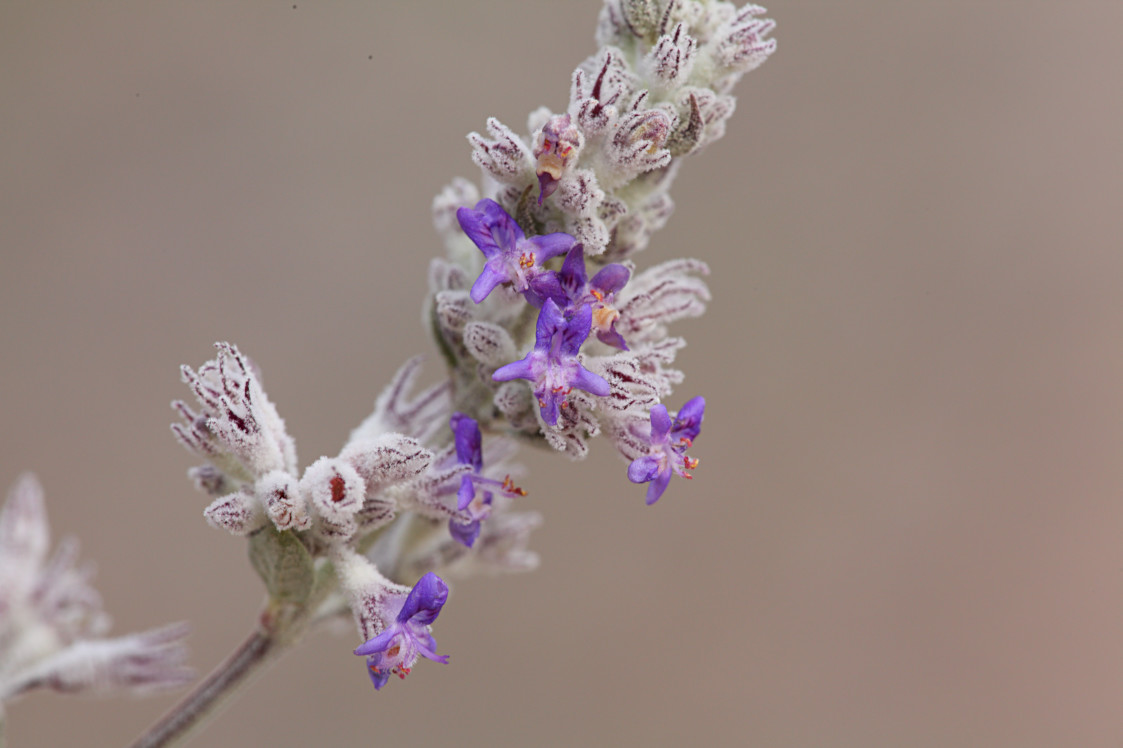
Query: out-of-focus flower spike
xmin=0 ymin=474 xmax=50 ymax=599
xmin=0 ymin=475 xmax=191 ymax=705
xmin=12 ymin=623 xmax=193 ymax=697
xmin=32 ymin=537 xmax=107 ymax=639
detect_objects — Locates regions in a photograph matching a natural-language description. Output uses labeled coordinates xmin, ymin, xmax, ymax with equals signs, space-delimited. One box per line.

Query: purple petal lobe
xmin=596 ymin=327 xmax=629 ymax=351
xmin=493 ymin=358 xmax=535 ymax=383
xmin=650 ymin=404 xmax=672 ymax=441
xmin=572 ymin=366 xmax=610 ymax=397
xmin=628 ymin=455 xmax=662 ymax=484
xmin=590 ymin=263 xmax=630 ymax=295
xmin=470 ymin=265 xmax=507 ymax=303
xmin=528 ymin=232 xmax=577 ymax=262
xmin=645 ymin=468 xmax=673 ymax=505
xmin=456 ymin=208 xmax=502 ymax=258
xmin=475 ymin=198 xmax=524 ymax=246
xmin=366 ymin=658 xmax=391 ymax=689
xmin=559 ymin=304 xmax=593 ymax=357
xmin=398 ymin=572 xmax=448 ymax=625
xmin=354 ymin=628 xmax=397 ymax=656
xmin=535 ymin=300 xmax=567 ymax=349
xmin=449 ymin=518 xmax=480 ymax=548
xmin=451 ymin=414 xmax=483 ymax=471
xmin=559 ymin=245 xmax=588 ymax=299
xmin=457 ymin=475 xmax=476 ymax=511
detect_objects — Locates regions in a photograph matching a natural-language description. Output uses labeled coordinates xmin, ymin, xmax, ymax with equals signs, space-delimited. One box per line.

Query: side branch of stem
xmin=128 ymin=624 xmax=277 ymax=748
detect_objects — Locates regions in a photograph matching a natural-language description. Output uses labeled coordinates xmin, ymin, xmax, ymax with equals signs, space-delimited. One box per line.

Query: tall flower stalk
xmin=1 ymin=2 xmax=775 ymax=745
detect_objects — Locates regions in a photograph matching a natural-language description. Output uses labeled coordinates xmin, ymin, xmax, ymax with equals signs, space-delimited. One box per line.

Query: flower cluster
xmin=430 ymin=0 xmax=772 ymax=489
xmin=0 ymin=475 xmax=191 ymax=713
xmin=167 ymin=0 xmax=772 ymax=695
xmin=173 ymin=344 xmax=537 ymax=688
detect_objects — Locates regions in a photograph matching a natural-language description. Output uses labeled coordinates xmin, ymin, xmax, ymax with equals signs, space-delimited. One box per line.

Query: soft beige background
xmin=3 ymin=1 xmax=1122 ymax=746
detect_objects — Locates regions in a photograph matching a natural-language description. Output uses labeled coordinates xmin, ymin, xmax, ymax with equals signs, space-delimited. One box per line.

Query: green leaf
xmin=247 ymin=525 xmax=315 ymax=604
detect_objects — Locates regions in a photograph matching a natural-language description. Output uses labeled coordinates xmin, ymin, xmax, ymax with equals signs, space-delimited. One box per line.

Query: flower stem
xmin=128 ymin=615 xmax=284 ymax=748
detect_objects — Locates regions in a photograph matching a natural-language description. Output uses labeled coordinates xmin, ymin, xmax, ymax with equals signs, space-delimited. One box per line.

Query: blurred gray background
xmin=3 ymin=1 xmax=1123 ymax=746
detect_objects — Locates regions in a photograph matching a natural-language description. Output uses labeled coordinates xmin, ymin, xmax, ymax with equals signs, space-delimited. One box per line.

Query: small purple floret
xmin=456 ymin=199 xmax=577 ymax=306
xmin=493 ymin=299 xmax=611 ymax=425
xmin=354 ymin=572 xmax=450 ymax=690
xmin=627 ymin=396 xmax=705 ymax=504
xmin=558 ymin=245 xmax=631 ymax=349
xmin=446 ymin=413 xmax=525 ymax=547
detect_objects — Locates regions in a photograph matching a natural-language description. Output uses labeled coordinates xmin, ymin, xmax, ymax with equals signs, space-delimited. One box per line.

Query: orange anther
xmin=502 ymin=475 xmax=528 ymax=496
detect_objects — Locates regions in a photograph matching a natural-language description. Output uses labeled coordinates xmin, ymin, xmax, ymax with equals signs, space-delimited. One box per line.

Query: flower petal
xmin=571 ymin=365 xmax=610 ymax=397
xmin=493 ymin=357 xmax=536 ymax=383
xmin=397 ymin=572 xmax=449 ymax=626
xmin=559 ymin=304 xmax=593 ymax=357
xmin=672 ymin=396 xmax=705 ymax=442
xmin=590 ymin=263 xmax=630 ymax=295
xmin=649 ymin=404 xmax=672 ymax=442
xmin=470 ymin=264 xmax=507 ymax=303
xmin=527 ymin=232 xmax=577 ymax=262
xmin=449 ymin=517 xmax=481 ymax=548
xmin=450 ymin=414 xmax=483 ymax=471
xmin=645 ymin=467 xmax=673 ymax=505
xmin=628 ymin=455 xmax=662 ymax=484
xmin=354 ymin=626 xmax=399 ymax=656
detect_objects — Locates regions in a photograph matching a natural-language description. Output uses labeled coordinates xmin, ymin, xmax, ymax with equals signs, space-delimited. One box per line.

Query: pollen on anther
xmin=502 ymin=475 xmax=528 ymax=496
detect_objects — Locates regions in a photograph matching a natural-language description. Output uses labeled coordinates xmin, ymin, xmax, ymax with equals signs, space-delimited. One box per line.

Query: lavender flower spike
xmin=456 ymin=198 xmax=576 ymax=305
xmin=353 ymin=573 xmax=450 ymax=690
xmin=493 ymin=299 xmax=611 ymax=426
xmin=627 ymin=396 xmax=705 ymax=505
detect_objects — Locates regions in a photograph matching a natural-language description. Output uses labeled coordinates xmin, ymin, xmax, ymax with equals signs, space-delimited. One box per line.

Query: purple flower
xmin=447 ymin=413 xmax=525 ymax=548
xmin=353 ymin=572 xmax=450 ymax=690
xmin=493 ymin=300 xmax=611 ymax=426
xmin=456 ymin=199 xmax=576 ymax=306
xmin=558 ymin=245 xmax=631 ymax=349
xmin=627 ymin=396 xmax=705 ymax=505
